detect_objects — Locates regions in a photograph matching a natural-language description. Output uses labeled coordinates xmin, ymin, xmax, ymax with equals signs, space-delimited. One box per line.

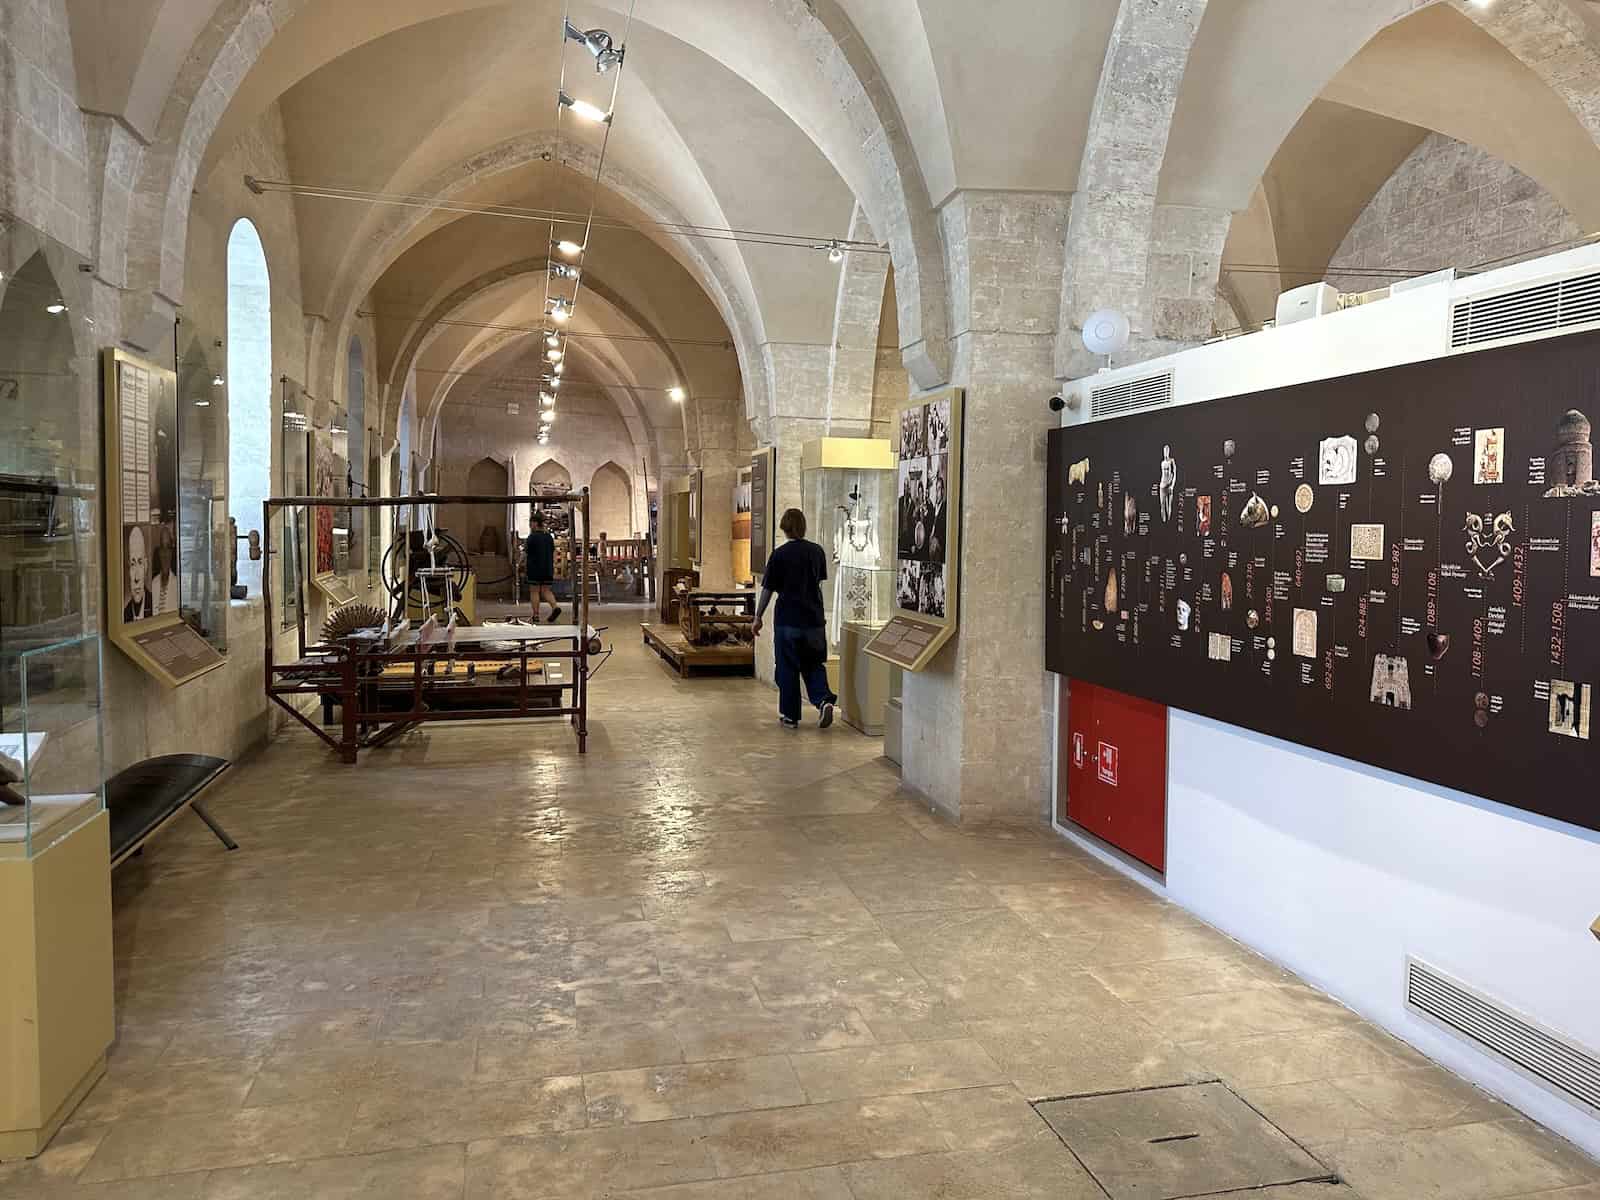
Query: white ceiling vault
xmin=54 ymin=0 xmax=1600 ymax=439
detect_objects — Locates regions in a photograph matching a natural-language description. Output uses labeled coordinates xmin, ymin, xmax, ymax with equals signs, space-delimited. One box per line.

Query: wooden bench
xmin=107 ymin=754 xmax=237 ymax=868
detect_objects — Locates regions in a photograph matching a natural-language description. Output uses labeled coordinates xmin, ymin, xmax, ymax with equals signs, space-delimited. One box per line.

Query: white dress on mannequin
xmin=831 ymin=514 xmax=881 ymax=647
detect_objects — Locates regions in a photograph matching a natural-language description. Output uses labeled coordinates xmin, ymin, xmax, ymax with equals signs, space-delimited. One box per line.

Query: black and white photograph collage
xmin=895 ymin=398 xmax=951 ymax=619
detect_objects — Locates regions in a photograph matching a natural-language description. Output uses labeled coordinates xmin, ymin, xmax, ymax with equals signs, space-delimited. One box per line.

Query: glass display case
xmin=177 ymin=340 xmax=228 ymax=650
xmin=801 ymin=438 xmax=896 ymax=659
xmin=278 ymin=381 xmax=309 ymax=630
xmin=0 ymin=633 xmax=105 ymax=859
xmin=1 ymin=216 xmax=99 ymax=708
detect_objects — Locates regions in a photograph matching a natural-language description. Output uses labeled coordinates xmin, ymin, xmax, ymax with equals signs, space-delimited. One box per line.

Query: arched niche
xmin=590 ymin=462 xmax=633 ymax=540
xmin=530 ymin=460 xmax=572 ymax=492
xmin=226 ymin=218 xmax=271 ymax=595
xmin=465 ymin=456 xmax=509 ymax=555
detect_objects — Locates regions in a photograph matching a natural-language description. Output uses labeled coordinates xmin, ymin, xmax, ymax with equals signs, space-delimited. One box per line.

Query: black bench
xmin=107 ymin=754 xmax=238 ymax=867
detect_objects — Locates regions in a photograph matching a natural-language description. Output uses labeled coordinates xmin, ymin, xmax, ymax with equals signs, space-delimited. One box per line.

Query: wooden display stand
xmin=643 ymin=589 xmax=755 ymax=677
xmin=0 ymin=812 xmax=114 ymax=1160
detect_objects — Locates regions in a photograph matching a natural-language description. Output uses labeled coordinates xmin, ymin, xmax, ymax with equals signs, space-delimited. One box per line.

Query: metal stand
xmin=190 ymin=801 xmax=239 ymax=851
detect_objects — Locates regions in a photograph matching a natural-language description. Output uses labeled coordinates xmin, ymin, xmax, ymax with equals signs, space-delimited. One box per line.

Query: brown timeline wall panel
xmin=1046 ymin=330 xmax=1600 ymax=833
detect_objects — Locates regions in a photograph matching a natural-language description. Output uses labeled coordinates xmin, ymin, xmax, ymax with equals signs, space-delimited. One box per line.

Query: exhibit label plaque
xmin=130 ymin=620 xmax=225 ymax=684
xmin=866 ymin=388 xmax=965 ymax=672
xmin=1045 ymin=331 xmax=1600 ymax=833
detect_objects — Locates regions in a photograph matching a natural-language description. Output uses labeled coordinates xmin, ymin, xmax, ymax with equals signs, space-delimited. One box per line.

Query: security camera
xmin=1049 ymin=393 xmax=1080 ymax=413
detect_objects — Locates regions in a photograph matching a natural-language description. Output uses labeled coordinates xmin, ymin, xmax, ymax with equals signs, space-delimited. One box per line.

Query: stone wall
xmin=1330 ymin=133 xmax=1582 ymax=293
xmin=0 ymin=0 xmax=90 ymax=254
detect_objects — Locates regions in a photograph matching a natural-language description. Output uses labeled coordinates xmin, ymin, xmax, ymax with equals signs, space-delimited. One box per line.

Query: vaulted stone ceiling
xmin=57 ymin=0 xmax=1600 ymax=414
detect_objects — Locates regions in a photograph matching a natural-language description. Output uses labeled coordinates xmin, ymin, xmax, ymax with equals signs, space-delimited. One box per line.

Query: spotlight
xmin=549 ymin=299 xmax=571 ymax=323
xmin=668 ymin=386 xmax=686 ymax=402
xmin=554 ymin=240 xmax=584 ymax=258
xmin=554 ymin=362 xmax=564 ymax=375
xmin=546 ymin=332 xmax=560 ymax=348
xmin=540 ymin=392 xmax=556 ymax=408
xmin=547 ymin=348 xmax=563 ymax=362
xmin=45 ymin=300 xmax=67 ymax=315
xmin=826 ymin=241 xmax=844 ymax=264
xmin=564 ymin=19 xmax=625 ymax=72
xmin=559 ymin=91 xmax=612 ymax=124
xmin=550 ymin=263 xmax=578 ymax=279
xmin=212 ymin=375 xmax=224 ymax=387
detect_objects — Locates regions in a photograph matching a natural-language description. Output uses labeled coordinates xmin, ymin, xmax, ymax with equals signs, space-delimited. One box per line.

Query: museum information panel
xmin=1046 ymin=332 xmax=1600 ymax=833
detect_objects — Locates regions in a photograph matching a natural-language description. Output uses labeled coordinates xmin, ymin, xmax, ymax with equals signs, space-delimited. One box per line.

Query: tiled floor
xmin=6 ymin=606 xmax=1597 ymax=1198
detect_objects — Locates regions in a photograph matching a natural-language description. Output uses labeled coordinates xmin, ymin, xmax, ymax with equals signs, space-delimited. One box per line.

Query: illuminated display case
xmin=800 ymin=438 xmax=895 ymax=660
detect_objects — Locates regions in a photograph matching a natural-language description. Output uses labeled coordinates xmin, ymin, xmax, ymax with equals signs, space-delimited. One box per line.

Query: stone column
xmin=899 ymin=190 xmax=1070 ymax=826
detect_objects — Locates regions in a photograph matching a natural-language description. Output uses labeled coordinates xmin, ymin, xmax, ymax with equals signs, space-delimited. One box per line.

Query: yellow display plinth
xmin=0 ymin=812 xmax=114 ymax=1161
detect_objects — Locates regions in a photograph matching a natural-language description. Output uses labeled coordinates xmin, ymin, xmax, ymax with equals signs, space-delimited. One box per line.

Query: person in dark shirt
xmin=752 ymin=507 xmax=837 ymax=729
xmin=524 ymin=512 xmax=561 ymax=623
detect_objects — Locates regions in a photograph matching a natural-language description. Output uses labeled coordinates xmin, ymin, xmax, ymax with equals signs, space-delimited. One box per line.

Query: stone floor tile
xmin=201 ymin=1144 xmax=466 ymax=1199
xmin=1188 ymin=1024 xmax=1430 ymax=1088
xmin=697 ymin=1096 xmax=949 ymax=1176
xmin=0 ymin=1121 xmax=109 ymax=1195
xmin=1086 ymin=953 xmax=1282 ymax=1001
xmin=78 ymin=1100 xmax=357 ymax=1182
xmin=344 ymin=1076 xmax=586 ymax=1153
xmin=245 ymin=1040 xmax=476 ymax=1106
xmin=583 ymin=1055 xmax=805 ymax=1124
xmin=672 ymin=1005 xmax=874 ymax=1061
xmin=609 ymin=1165 xmax=853 ymax=1198
xmin=786 ymin=1037 xmax=1007 ymax=1102
xmin=967 ymin=1012 xmax=1209 ymax=1099
xmin=464 ymin=1121 xmax=715 ymax=1198
xmin=1321 ymin=1119 xmax=1600 ymax=1199
xmin=1128 ymin=983 xmax=1359 ymax=1043
xmin=916 ymin=1085 xmax=1053 ymax=1152
xmin=840 ymin=1129 xmax=1105 ymax=1199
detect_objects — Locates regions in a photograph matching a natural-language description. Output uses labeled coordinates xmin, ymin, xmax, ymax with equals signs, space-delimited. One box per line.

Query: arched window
xmin=226 ymin=219 xmax=271 ymax=595
xmin=591 ymin=462 xmax=633 ymax=539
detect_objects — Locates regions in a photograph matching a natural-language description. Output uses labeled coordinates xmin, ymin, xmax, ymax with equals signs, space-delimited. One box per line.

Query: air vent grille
xmin=1091 ymin=371 xmax=1173 ymax=419
xmin=1406 ymin=958 xmax=1600 ymax=1113
xmin=1450 ymin=271 xmax=1600 ymax=348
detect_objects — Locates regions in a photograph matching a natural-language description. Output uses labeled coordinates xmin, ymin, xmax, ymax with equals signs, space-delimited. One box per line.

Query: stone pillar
xmin=900 ymin=190 xmax=1070 ymax=826
xmin=827 ymin=206 xmax=890 ymax=433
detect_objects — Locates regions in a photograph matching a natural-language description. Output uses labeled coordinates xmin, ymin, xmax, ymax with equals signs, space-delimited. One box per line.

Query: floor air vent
xmin=1449 ymin=270 xmax=1600 ymax=349
xmin=1091 ymin=371 xmax=1172 ymax=419
xmin=1406 ymin=958 xmax=1600 ymax=1112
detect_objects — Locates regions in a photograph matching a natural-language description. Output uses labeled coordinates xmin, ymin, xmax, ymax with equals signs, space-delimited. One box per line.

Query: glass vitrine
xmin=0 ymin=633 xmax=105 ymax=859
xmin=800 ymin=438 xmax=896 ymax=660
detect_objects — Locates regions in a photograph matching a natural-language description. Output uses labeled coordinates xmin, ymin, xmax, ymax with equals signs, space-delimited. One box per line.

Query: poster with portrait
xmin=102 ymin=348 xmax=224 ymax=686
xmin=106 ymin=351 xmax=180 ymax=628
xmin=867 ymin=388 xmax=964 ymax=672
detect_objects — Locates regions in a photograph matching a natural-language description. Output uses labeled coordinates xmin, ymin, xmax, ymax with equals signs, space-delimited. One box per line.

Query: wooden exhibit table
xmin=643 ymin=589 xmax=756 ymax=677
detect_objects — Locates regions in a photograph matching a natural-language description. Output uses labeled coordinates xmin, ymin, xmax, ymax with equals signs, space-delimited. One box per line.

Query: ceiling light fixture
xmin=547 ymin=348 xmax=563 ymax=362
xmin=212 ymin=375 xmax=224 ymax=387
xmin=826 ymin=241 xmax=844 ymax=264
xmin=553 ymin=362 xmax=564 ymax=375
xmin=669 ymin=386 xmax=685 ymax=402
xmin=554 ymin=240 xmax=584 ymax=258
xmin=563 ymin=19 xmax=625 ymax=72
xmin=559 ymin=91 xmax=611 ymax=125
xmin=540 ymin=393 xmax=555 ymax=408
xmin=45 ymin=300 xmax=67 ymax=315
xmin=550 ymin=263 xmax=578 ymax=279
xmin=546 ymin=332 xmax=560 ymax=348
xmin=549 ymin=299 xmax=571 ymax=323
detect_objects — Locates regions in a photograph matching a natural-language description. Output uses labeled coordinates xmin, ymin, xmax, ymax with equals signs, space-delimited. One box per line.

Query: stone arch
xmin=112 ymin=4 xmax=948 ymax=404
xmin=530 ymin=459 xmax=572 ymax=493
xmin=590 ymin=462 xmax=634 ymax=540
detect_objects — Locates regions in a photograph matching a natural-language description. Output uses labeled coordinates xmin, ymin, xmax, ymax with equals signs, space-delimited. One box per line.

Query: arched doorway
xmin=465 ymin=457 xmax=508 ymax=555
xmin=590 ymin=462 xmax=633 ymax=540
xmin=226 ymin=219 xmax=271 ymax=595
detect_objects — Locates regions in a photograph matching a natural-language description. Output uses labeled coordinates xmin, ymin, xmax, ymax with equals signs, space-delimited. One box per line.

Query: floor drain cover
xmin=1034 ymin=1082 xmax=1341 ymax=1199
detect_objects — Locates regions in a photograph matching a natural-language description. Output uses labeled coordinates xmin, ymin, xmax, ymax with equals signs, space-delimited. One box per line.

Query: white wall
xmin=1053 ymin=244 xmax=1600 ymax=1158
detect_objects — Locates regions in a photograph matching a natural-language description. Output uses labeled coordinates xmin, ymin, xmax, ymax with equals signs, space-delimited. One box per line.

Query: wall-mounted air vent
xmin=1091 ymin=371 xmax=1173 ymax=420
xmin=1406 ymin=958 xmax=1600 ymax=1113
xmin=1449 ymin=270 xmax=1600 ymax=349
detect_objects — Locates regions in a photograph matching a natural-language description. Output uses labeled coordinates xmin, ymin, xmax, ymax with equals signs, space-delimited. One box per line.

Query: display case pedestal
xmin=841 ymin=621 xmax=892 ymax=735
xmin=0 ymin=812 xmax=114 ymax=1161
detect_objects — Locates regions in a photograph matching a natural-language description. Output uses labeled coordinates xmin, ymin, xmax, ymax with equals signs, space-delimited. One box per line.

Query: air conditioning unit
xmin=1275 ymin=282 xmax=1341 ymax=326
